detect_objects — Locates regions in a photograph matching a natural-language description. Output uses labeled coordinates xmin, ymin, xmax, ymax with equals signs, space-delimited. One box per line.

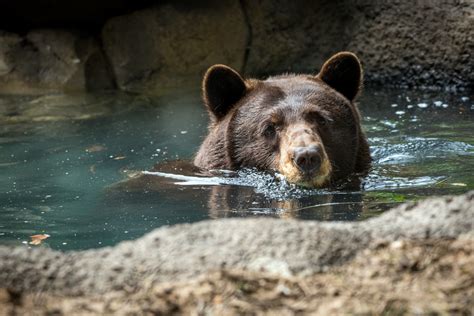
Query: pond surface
xmin=0 ymin=88 xmax=473 ymax=250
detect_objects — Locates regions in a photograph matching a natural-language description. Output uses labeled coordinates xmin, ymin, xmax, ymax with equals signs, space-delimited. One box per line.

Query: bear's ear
xmin=317 ymin=52 xmax=362 ymax=102
xmin=203 ymin=64 xmax=247 ymax=120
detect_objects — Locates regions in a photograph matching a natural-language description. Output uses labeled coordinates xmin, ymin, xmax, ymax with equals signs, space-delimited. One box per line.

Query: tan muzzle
xmin=278 ymin=123 xmax=332 ymax=187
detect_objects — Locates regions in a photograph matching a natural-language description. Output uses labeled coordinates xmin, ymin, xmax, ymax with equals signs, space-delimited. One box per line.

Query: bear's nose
xmin=293 ymin=145 xmax=321 ymax=174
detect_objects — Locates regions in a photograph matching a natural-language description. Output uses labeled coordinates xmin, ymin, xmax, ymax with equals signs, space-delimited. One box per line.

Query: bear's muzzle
xmin=278 ymin=123 xmax=332 ymax=188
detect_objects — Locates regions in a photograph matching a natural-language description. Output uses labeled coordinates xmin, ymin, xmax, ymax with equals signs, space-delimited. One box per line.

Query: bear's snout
xmin=277 ymin=124 xmax=332 ymax=188
xmin=293 ymin=145 xmax=322 ymax=174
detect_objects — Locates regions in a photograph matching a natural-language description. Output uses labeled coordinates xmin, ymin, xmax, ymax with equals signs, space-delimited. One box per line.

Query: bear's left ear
xmin=317 ymin=52 xmax=362 ymax=102
xmin=203 ymin=64 xmax=247 ymax=121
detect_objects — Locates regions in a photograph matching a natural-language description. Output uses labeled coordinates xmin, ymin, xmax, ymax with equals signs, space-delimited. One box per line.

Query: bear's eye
xmin=263 ymin=123 xmax=277 ymax=138
xmin=307 ymin=112 xmax=331 ymax=126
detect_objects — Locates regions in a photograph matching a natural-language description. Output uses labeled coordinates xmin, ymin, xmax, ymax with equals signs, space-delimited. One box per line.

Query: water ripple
xmin=371 ymin=137 xmax=474 ymax=164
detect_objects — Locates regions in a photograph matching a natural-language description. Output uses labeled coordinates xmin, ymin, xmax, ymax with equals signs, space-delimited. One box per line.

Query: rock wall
xmin=241 ymin=0 xmax=473 ymax=90
xmin=0 ymin=30 xmax=115 ymax=94
xmin=102 ymin=0 xmax=247 ymax=94
xmin=345 ymin=0 xmax=474 ymax=90
xmin=0 ymin=0 xmax=472 ymax=94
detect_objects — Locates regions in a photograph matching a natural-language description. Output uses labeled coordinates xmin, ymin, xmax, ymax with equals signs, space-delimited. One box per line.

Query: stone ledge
xmin=2 ymin=236 xmax=472 ymax=315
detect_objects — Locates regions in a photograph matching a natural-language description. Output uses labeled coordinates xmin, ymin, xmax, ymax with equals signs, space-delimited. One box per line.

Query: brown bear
xmin=194 ymin=52 xmax=371 ymax=188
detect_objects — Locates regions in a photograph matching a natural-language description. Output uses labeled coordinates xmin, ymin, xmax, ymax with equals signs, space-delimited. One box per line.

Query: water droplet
xmin=417 ymin=103 xmax=428 ymax=108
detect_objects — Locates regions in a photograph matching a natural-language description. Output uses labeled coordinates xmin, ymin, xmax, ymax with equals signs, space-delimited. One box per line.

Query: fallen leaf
xmin=29 ymin=234 xmax=50 ymax=245
xmin=86 ymin=145 xmax=106 ymax=153
xmin=113 ymin=156 xmax=126 ymax=160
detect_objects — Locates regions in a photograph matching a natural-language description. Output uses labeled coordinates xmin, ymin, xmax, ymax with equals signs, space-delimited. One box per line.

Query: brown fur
xmin=194 ymin=52 xmax=371 ymax=188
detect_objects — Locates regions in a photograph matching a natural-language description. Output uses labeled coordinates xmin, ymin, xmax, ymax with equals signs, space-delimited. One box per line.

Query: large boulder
xmin=242 ymin=0 xmax=473 ymax=90
xmin=0 ymin=29 xmax=115 ymax=94
xmin=102 ymin=0 xmax=247 ymax=94
xmin=345 ymin=1 xmax=474 ymax=89
xmin=241 ymin=0 xmax=349 ymax=76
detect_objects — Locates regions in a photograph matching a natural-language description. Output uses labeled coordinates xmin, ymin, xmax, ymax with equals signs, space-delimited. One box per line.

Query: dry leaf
xmin=29 ymin=234 xmax=50 ymax=245
xmin=85 ymin=145 xmax=106 ymax=153
xmin=113 ymin=156 xmax=126 ymax=160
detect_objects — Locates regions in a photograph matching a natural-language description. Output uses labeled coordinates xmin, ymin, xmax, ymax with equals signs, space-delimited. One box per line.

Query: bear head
xmin=194 ymin=52 xmax=371 ymax=188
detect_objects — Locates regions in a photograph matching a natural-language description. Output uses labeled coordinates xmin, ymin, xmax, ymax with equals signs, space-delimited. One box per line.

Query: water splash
xmin=143 ymin=168 xmax=329 ymax=200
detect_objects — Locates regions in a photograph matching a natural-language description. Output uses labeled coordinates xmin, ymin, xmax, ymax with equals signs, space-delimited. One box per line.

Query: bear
xmin=194 ymin=52 xmax=371 ymax=188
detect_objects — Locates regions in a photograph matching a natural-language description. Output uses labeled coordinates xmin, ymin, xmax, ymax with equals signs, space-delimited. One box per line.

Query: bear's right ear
xmin=203 ymin=64 xmax=247 ymax=120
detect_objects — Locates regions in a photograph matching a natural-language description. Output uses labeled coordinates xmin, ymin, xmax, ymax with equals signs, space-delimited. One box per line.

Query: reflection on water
xmin=0 ymin=88 xmax=473 ymax=250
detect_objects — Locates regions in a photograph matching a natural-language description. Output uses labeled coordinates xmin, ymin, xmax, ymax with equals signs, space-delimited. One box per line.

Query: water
xmin=0 ymin=88 xmax=473 ymax=250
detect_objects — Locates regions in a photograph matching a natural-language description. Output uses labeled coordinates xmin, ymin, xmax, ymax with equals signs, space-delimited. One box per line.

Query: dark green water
xmin=0 ymin=88 xmax=473 ymax=250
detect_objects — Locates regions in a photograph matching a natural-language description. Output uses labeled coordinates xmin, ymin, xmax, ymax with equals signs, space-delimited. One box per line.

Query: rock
xmin=0 ymin=29 xmax=115 ymax=94
xmin=0 ymin=31 xmax=22 ymax=77
xmin=5 ymin=237 xmax=472 ymax=315
xmin=241 ymin=0 xmax=349 ymax=76
xmin=247 ymin=257 xmax=293 ymax=277
xmin=344 ymin=1 xmax=474 ymax=90
xmin=0 ymin=191 xmax=472 ymax=296
xmin=242 ymin=0 xmax=473 ymax=90
xmin=102 ymin=0 xmax=247 ymax=94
